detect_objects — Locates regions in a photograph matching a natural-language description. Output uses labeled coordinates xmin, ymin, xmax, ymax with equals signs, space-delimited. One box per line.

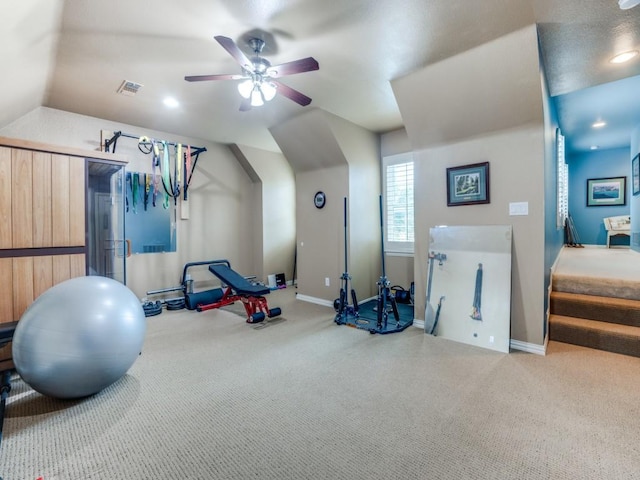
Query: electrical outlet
xmin=489 ymin=335 xmax=495 ymax=343
xmin=325 ymin=277 xmax=330 ymax=287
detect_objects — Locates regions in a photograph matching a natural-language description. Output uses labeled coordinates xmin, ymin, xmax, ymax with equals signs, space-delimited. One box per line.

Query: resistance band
xmin=152 ymin=140 xmax=160 ymax=207
xmin=184 ymin=145 xmax=192 ymax=201
xmin=144 ymin=173 xmax=150 ymax=211
xmin=131 ymin=173 xmax=139 ymax=213
xmin=125 ymin=172 xmax=131 ymax=212
xmin=162 ymin=141 xmax=170 ymax=209
xmin=470 ymin=263 xmax=483 ymax=321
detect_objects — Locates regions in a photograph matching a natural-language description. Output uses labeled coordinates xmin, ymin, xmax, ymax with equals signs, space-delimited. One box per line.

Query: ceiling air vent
xmin=117 ymin=80 xmax=143 ymax=96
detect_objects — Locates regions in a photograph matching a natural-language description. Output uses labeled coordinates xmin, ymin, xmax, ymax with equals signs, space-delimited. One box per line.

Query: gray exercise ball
xmin=12 ymin=276 xmax=146 ymax=399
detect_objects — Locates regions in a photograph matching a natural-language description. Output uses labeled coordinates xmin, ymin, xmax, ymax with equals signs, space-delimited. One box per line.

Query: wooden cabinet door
xmin=0 ymin=147 xmax=11 ymax=249
xmin=0 ymin=258 xmax=13 ymax=324
xmin=11 ymin=149 xmax=33 ymax=248
xmin=12 ymin=257 xmax=34 ymax=319
xmin=52 ymin=154 xmax=71 ymax=247
xmin=32 ymin=152 xmax=53 ymax=247
xmin=69 ymin=156 xmax=86 ymax=246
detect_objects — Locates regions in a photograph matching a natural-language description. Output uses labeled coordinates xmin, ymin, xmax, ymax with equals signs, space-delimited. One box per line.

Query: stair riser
xmin=550 ymin=298 xmax=640 ymax=327
xmin=550 ymin=323 xmax=640 ymax=358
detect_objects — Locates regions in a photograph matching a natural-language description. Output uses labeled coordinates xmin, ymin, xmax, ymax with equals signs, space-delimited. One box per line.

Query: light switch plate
xmin=509 ymin=202 xmax=529 ymax=216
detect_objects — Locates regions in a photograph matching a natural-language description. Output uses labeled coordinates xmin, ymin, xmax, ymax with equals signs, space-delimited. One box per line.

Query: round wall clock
xmin=314 ymin=191 xmax=326 ymax=209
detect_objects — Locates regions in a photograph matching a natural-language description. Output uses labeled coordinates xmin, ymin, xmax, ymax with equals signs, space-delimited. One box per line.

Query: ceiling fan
xmin=185 ymin=36 xmax=319 ymax=111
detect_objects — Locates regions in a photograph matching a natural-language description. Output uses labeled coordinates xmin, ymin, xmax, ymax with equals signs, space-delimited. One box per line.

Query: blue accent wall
xmin=567 ymin=147 xmax=630 ymax=245
xmin=631 ymin=125 xmax=640 ymax=253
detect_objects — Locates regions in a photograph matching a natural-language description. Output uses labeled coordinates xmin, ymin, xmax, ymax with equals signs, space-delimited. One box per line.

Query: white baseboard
xmin=510 ymin=339 xmax=547 ymax=355
xmin=295 ymin=294 xmax=333 ymax=308
xmin=296 ymin=300 xmax=547 ymax=356
xmin=414 ymin=320 xmax=546 ymax=355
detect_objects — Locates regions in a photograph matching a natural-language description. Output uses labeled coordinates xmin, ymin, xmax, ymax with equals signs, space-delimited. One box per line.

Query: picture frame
xmin=586 ymin=176 xmax=626 ymax=207
xmin=446 ymin=162 xmax=490 ymax=207
xmin=633 ymin=154 xmax=639 ymax=196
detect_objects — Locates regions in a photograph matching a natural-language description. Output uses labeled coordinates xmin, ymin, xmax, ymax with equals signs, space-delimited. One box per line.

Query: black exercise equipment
xmin=146 ymin=259 xmax=235 ymax=311
xmin=165 ymin=298 xmax=186 ymax=311
xmin=334 ymin=197 xmax=359 ymax=325
xmin=428 ymin=295 xmax=446 ymax=335
xmin=425 ymin=251 xmax=447 ymax=334
xmin=374 ymin=195 xmax=400 ymax=332
xmin=142 ymin=301 xmax=163 ymax=317
xmin=336 ymin=195 xmax=413 ymax=335
xmin=196 ymin=261 xmax=282 ymax=324
xmin=391 ymin=284 xmax=412 ymax=304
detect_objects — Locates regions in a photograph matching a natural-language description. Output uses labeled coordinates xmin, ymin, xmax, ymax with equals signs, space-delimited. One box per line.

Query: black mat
xmin=335 ymin=299 xmax=414 ymax=334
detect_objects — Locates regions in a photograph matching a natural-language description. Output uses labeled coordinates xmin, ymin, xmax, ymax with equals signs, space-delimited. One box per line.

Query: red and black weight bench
xmin=196 ymin=261 xmax=281 ymax=323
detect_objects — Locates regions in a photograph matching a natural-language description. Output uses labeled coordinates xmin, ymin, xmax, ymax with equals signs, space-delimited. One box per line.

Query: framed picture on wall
xmin=633 ymin=154 xmax=640 ymax=196
xmin=586 ymin=176 xmax=627 ymax=206
xmin=446 ymin=162 xmax=490 ymax=206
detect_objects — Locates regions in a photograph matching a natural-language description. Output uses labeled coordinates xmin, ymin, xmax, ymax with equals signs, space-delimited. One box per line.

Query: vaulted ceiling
xmin=2 ymin=0 xmax=640 ymax=154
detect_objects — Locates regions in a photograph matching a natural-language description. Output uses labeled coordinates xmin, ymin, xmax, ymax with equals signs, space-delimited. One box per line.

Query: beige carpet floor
xmin=2 ymin=288 xmax=640 ymax=479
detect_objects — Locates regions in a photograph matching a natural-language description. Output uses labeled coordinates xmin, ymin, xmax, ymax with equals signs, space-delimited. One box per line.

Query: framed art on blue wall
xmin=446 ymin=162 xmax=490 ymax=207
xmin=632 ymin=154 xmax=639 ymax=196
xmin=586 ymin=176 xmax=626 ymax=206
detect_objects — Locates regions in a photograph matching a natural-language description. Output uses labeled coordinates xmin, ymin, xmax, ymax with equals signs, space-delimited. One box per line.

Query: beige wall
xmin=272 ymin=109 xmax=381 ymax=303
xmin=0 ymin=107 xmax=256 ymax=299
xmin=231 ymin=144 xmax=296 ymax=284
xmin=380 ymin=128 xmax=415 ymax=297
xmin=295 ymin=165 xmax=348 ymax=300
xmin=330 ymin=114 xmax=381 ymax=299
xmin=392 ymin=25 xmax=547 ymax=346
xmin=414 ymin=125 xmax=546 ymax=344
xmin=384 ymin=255 xmax=414 ymax=294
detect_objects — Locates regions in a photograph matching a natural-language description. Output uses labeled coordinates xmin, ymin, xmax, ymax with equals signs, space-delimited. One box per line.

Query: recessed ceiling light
xmin=610 ymin=50 xmax=639 ymax=64
xmin=592 ymin=121 xmax=606 ymax=128
xmin=590 ymin=145 xmax=599 ymax=150
xmin=163 ymin=97 xmax=179 ymax=108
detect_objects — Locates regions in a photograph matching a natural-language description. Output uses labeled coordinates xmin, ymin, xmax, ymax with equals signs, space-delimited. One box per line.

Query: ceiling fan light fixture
xmin=592 ymin=120 xmax=607 ymax=128
xmin=261 ymin=81 xmax=277 ymax=102
xmin=238 ymin=79 xmax=254 ymax=99
xmin=609 ymin=50 xmax=639 ymax=64
xmin=250 ymin=86 xmax=264 ymax=107
xmin=618 ymin=0 xmax=640 ymax=9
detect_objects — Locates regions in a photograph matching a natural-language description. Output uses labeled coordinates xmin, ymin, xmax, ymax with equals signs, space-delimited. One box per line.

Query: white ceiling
xmin=2 ymin=0 xmax=640 ymax=154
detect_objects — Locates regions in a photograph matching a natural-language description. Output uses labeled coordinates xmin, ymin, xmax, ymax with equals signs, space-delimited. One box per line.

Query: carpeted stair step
xmin=552 ymin=273 xmax=640 ymax=301
xmin=550 ymin=291 xmax=640 ymax=327
xmin=550 ymin=314 xmax=640 ymax=358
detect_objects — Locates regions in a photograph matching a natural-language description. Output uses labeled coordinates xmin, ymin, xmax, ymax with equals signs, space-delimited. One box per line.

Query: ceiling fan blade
xmin=214 ymin=35 xmax=254 ymax=71
xmin=267 ymin=57 xmax=319 ymax=78
xmin=272 ymin=80 xmax=312 ymax=106
xmin=239 ymin=98 xmax=252 ymax=112
xmin=185 ymin=73 xmax=246 ymax=82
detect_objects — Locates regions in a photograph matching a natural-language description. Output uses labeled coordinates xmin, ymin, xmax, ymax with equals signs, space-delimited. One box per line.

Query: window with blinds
xmin=557 ymin=129 xmax=568 ymax=229
xmin=383 ymin=153 xmax=414 ymax=254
